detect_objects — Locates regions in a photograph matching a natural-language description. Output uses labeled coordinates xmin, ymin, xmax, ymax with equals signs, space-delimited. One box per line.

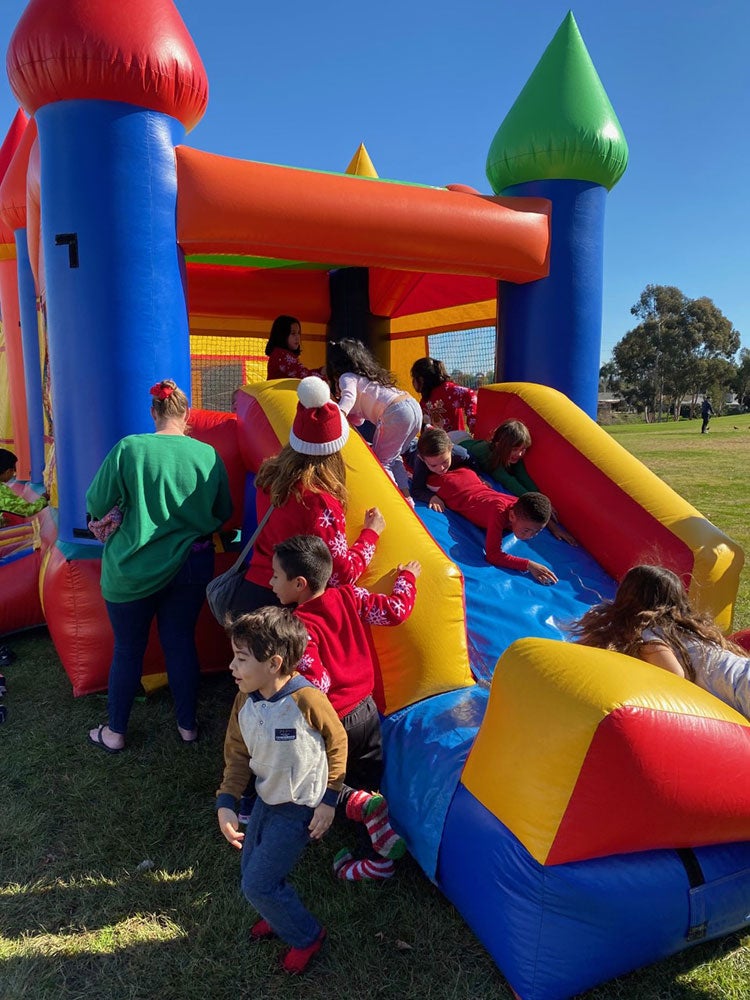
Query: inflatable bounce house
xmin=1 ymin=2 xmax=749 ymax=997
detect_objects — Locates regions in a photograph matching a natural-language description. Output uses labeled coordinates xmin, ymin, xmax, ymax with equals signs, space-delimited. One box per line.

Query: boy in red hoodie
xmin=270 ymin=533 xmax=420 ymax=881
xmin=413 ymin=428 xmax=558 ymax=585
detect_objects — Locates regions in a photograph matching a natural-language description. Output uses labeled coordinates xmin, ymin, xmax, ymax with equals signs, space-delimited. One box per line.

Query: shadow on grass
xmin=2 ymin=631 xmax=749 ymax=1000
xmin=584 ymin=930 xmax=749 ymax=999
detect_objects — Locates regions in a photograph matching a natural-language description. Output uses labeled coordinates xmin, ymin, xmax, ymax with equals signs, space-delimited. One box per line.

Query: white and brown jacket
xmin=216 ymin=673 xmax=347 ymax=812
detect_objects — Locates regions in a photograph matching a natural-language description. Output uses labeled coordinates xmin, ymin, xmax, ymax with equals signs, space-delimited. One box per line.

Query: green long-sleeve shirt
xmin=0 ymin=482 xmax=47 ymax=518
xmin=86 ymin=433 xmax=232 ymax=603
xmin=458 ymin=438 xmax=539 ymax=497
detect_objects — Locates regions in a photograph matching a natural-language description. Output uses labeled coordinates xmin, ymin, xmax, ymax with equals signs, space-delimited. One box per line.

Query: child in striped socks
xmin=270 ymin=534 xmax=419 ymax=880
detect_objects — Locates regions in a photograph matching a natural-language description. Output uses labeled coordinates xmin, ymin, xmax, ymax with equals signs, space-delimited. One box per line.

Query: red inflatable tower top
xmin=0 ymin=109 xmax=29 ymax=240
xmin=0 ymin=113 xmax=35 ymax=235
xmin=7 ymin=0 xmax=208 ymax=131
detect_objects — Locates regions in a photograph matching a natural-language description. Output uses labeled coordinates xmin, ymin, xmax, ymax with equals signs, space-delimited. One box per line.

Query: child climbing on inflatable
xmin=413 ymin=428 xmax=557 ymax=584
xmin=459 ymin=419 xmax=576 ymax=545
xmin=570 ymin=564 xmax=750 ymax=719
xmin=410 ymin=357 xmax=477 ymax=434
xmin=230 ymin=377 xmax=385 ymax=615
xmin=327 ymin=339 xmax=422 ymax=505
xmin=270 ymin=534 xmax=418 ymax=880
xmin=0 ymin=449 xmax=48 ymax=526
xmin=265 ymin=315 xmax=324 ymax=381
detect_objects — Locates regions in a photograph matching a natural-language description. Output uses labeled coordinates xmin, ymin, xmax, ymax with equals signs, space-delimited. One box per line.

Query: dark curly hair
xmin=514 ymin=491 xmax=551 ymax=525
xmin=327 ymin=339 xmax=396 ymax=388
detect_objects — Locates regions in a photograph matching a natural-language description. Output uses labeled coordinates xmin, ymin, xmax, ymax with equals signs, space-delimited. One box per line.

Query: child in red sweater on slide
xmin=412 ymin=428 xmax=558 ymax=585
xmin=231 ymin=376 xmax=385 ymax=616
xmin=270 ymin=533 xmax=420 ymax=881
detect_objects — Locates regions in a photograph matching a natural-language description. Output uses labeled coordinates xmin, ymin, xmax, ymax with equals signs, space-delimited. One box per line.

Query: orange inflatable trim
xmin=176 ymin=147 xmax=551 ymax=282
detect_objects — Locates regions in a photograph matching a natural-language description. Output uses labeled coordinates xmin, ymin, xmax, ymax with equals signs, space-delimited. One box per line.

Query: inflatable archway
xmin=0 ymin=3 xmax=747 ymax=998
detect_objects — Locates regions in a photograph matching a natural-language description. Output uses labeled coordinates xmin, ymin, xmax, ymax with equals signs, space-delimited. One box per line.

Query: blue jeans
xmin=241 ymin=797 xmax=320 ymax=948
xmin=105 ymin=545 xmax=214 ymax=734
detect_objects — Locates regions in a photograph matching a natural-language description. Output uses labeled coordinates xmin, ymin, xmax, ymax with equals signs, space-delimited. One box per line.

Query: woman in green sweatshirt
xmin=86 ymin=380 xmax=232 ymax=752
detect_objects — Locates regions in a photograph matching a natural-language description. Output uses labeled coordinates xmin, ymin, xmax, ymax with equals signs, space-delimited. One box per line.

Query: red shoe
xmin=279 ymin=927 xmax=326 ymax=974
xmin=250 ymin=918 xmax=276 ymax=941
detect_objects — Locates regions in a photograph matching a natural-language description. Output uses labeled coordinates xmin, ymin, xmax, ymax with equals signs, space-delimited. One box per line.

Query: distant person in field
xmin=701 ymin=397 xmax=714 ymax=434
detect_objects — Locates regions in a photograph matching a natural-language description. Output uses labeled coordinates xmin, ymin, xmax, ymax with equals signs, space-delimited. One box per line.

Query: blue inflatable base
xmin=437 ymin=784 xmax=750 ymax=1000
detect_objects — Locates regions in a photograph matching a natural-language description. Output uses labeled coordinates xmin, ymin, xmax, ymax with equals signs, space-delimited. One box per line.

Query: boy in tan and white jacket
xmin=216 ymin=606 xmax=347 ymax=975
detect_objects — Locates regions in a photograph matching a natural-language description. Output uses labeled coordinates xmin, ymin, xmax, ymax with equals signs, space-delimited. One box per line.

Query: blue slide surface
xmin=382 ymin=491 xmax=615 ymax=877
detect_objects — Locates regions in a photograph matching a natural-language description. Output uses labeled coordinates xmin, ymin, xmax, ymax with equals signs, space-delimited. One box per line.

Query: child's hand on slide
xmin=527 ymin=561 xmax=558 ymax=585
xmin=428 ymin=496 xmax=446 ymax=513
xmin=364 ymin=507 xmax=386 ymax=534
xmin=399 ymin=560 xmax=422 ymax=578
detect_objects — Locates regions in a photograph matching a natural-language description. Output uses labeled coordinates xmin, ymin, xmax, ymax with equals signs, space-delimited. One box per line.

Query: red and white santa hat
xmin=288 ymin=377 xmax=349 ymax=456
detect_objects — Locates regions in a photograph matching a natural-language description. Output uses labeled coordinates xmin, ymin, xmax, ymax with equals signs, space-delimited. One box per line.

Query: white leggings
xmin=372 ymin=395 xmax=422 ymax=494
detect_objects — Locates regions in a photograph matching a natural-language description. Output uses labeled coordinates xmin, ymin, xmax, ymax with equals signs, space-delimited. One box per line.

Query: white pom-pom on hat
xmin=289 ymin=376 xmax=349 ymax=455
xmin=297 ymin=376 xmax=331 ymax=409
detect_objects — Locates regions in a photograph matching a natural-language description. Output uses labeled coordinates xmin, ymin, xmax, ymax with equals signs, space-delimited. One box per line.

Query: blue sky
xmin=0 ymin=0 xmax=747 ymax=362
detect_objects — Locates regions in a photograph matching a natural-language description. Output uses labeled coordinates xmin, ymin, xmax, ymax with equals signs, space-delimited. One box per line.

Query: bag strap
xmin=229 ymin=504 xmax=274 ymax=572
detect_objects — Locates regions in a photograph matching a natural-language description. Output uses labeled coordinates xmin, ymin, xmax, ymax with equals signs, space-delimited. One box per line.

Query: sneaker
xmin=250 ymin=918 xmax=276 ymax=941
xmin=0 ymin=646 xmax=14 ymax=668
xmin=280 ymin=928 xmax=326 ymax=974
xmin=0 ymin=674 xmax=6 ymax=697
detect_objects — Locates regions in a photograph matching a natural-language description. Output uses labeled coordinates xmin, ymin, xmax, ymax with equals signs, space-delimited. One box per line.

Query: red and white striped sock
xmin=345 ymin=790 xmax=406 ymax=860
xmin=333 ymin=849 xmax=395 ymax=881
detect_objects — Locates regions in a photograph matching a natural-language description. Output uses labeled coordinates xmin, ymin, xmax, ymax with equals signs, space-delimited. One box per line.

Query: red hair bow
xmin=149 ymin=383 xmax=174 ymax=400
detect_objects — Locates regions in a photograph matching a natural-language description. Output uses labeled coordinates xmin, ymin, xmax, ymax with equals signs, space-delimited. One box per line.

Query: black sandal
xmin=88 ymin=725 xmax=125 ymax=754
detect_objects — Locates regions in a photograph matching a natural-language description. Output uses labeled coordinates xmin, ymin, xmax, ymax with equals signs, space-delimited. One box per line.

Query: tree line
xmin=600 ymin=285 xmax=747 ymax=421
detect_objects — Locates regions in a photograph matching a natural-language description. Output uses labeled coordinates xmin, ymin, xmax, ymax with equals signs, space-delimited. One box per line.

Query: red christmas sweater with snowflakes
xmin=294 ymin=569 xmax=417 ymax=717
xmin=266 ymin=348 xmax=320 ymax=380
xmin=244 ymin=488 xmax=378 ymax=589
xmin=421 ymin=381 xmax=477 ymax=434
xmin=426 ymin=466 xmax=529 ymax=572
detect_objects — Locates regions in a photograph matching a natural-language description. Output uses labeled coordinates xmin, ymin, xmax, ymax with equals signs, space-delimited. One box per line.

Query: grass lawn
xmin=608 ymin=413 xmax=750 ymax=630
xmin=2 ymin=416 xmax=749 ymax=999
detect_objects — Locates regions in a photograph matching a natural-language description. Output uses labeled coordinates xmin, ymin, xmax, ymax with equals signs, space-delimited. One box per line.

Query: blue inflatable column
xmin=485 ymin=12 xmax=628 ymax=419
xmin=15 ymin=227 xmax=45 ymax=484
xmin=35 ymin=101 xmax=189 ymax=545
xmin=499 ymin=180 xmax=606 ymax=418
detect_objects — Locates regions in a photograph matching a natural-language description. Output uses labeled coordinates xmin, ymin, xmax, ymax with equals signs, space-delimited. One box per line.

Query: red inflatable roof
xmin=7 ymin=0 xmax=208 ymax=131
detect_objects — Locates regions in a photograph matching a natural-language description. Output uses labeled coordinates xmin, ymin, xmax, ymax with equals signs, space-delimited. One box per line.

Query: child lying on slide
xmin=411 ymin=429 xmax=557 ymax=585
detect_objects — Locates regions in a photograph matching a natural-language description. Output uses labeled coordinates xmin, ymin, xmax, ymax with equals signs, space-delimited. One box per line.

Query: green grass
xmin=2 ymin=417 xmax=749 ymax=999
xmin=608 ymin=414 xmax=750 ymax=630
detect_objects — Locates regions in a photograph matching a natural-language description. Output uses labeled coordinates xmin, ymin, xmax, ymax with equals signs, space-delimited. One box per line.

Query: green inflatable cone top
xmin=486 ymin=11 xmax=628 ymax=194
